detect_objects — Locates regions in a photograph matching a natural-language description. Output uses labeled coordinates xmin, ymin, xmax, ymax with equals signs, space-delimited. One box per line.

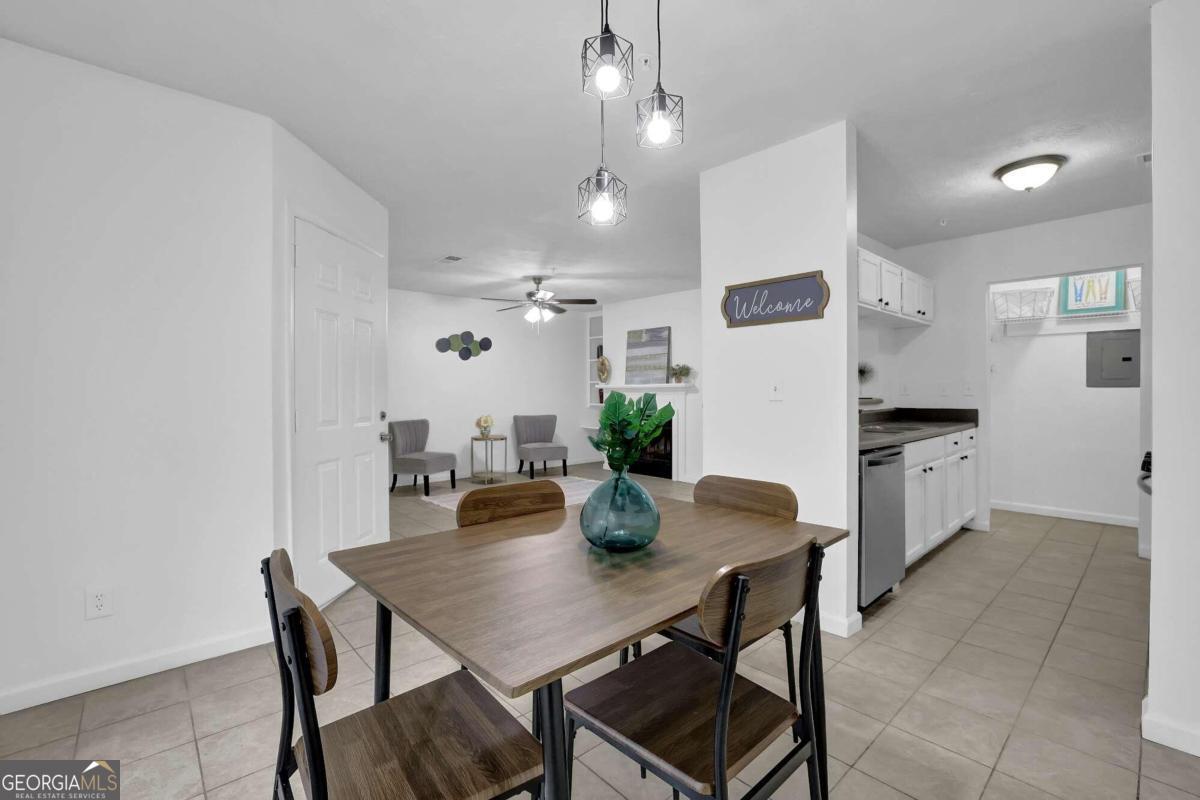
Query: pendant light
xmin=581 ymin=0 xmax=634 ymax=100
xmin=636 ymin=0 xmax=683 ymax=148
xmin=577 ymin=101 xmax=628 ymax=226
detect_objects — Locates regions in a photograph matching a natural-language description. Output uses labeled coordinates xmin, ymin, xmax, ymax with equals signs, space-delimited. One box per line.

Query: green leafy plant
xmin=669 ymin=363 xmax=693 ymax=381
xmin=588 ymin=391 xmax=675 ymax=471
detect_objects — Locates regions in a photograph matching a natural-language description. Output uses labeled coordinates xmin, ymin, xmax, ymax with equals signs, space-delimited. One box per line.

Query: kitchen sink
xmin=861 ymin=423 xmax=925 ymax=433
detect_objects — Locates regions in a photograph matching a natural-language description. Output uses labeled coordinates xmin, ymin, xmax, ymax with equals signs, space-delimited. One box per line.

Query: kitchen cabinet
xmin=902 ymin=432 xmax=977 ymax=566
xmin=904 ymin=465 xmax=926 ymax=563
xmin=881 ymin=261 xmax=903 ymax=313
xmin=858 ymin=249 xmax=881 ymax=307
xmin=924 ymin=459 xmax=947 ymax=548
xmin=961 ymin=449 xmax=977 ymax=520
xmin=918 ymin=276 xmax=935 ymax=322
xmin=857 ymin=247 xmax=933 ymax=327
xmin=944 ymin=454 xmax=963 ymax=534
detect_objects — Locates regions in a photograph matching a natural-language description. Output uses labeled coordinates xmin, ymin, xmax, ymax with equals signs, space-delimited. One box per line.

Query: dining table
xmin=330 ymin=495 xmax=848 ymax=800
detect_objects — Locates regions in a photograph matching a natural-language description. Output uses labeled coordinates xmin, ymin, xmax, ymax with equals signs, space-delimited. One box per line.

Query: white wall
xmin=1145 ymin=0 xmax=1200 ymax=757
xmin=700 ymin=121 xmax=860 ymax=636
xmin=387 ymin=290 xmax=599 ymax=476
xmin=0 ymin=40 xmax=276 ymax=712
xmin=601 ymin=290 xmax=703 ymax=482
xmin=893 ymin=203 xmax=1152 ymax=531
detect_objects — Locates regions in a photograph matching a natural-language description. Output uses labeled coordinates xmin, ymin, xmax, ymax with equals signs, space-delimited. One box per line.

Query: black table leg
xmin=812 ymin=613 xmax=829 ymax=799
xmin=535 ymin=679 xmax=569 ymax=800
xmin=374 ymin=602 xmax=391 ymax=704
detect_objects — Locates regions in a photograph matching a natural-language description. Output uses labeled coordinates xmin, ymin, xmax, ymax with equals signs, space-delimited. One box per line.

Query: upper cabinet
xmin=858 ymin=247 xmax=934 ymax=327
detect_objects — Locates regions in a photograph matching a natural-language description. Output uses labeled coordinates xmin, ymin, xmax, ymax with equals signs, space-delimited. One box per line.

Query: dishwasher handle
xmin=865 ymin=447 xmax=905 ymax=467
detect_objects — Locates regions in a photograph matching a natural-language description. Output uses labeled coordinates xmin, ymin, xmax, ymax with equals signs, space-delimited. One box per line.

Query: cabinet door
xmin=905 ymin=466 xmax=926 ymax=564
xmin=919 ymin=277 xmax=936 ymax=322
xmin=858 ymin=250 xmax=881 ymax=306
xmin=881 ymin=261 xmax=903 ymax=313
xmin=962 ymin=449 xmax=978 ymax=522
xmin=901 ymin=269 xmax=921 ymax=318
xmin=944 ymin=454 xmax=963 ymax=535
xmin=924 ymin=459 xmax=946 ymax=548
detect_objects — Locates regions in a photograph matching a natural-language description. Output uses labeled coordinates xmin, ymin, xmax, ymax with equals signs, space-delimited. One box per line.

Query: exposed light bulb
xmin=645 ymin=111 xmax=672 ymax=144
xmin=524 ymin=307 xmax=541 ymax=323
xmin=594 ymin=63 xmax=621 ymax=94
xmin=590 ymin=193 xmax=615 ymax=223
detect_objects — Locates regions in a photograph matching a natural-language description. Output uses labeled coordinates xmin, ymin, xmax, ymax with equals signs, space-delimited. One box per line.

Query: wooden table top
xmin=330 ymin=497 xmax=847 ymax=697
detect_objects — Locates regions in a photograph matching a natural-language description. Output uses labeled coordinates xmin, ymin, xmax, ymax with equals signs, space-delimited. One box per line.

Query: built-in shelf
xmin=586 ymin=313 xmax=604 ymax=407
xmin=602 ymin=382 xmax=698 ymax=393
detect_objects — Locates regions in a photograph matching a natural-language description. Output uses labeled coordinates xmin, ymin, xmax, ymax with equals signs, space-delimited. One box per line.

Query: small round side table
xmin=470 ymin=435 xmax=508 ymax=484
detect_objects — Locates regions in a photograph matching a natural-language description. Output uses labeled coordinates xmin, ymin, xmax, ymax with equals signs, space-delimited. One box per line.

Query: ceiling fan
xmin=482 ymin=276 xmax=597 ymax=323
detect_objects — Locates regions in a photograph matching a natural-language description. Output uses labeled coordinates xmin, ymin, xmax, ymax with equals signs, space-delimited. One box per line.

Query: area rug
xmin=420 ymin=475 xmax=603 ymax=513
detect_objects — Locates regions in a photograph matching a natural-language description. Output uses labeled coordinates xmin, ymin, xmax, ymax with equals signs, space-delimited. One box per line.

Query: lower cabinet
xmin=903 ymin=436 xmax=977 ymax=566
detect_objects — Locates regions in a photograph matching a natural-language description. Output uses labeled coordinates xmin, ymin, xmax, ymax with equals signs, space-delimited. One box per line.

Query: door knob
xmin=380 ymin=432 xmax=394 ymax=442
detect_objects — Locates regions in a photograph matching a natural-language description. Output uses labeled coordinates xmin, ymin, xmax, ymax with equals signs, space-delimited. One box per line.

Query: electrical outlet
xmin=963 ymin=379 xmax=975 ymax=397
xmin=899 ymin=382 xmax=910 ymax=396
xmin=85 ymin=586 xmax=112 ymax=620
xmin=768 ymin=382 xmax=783 ymax=402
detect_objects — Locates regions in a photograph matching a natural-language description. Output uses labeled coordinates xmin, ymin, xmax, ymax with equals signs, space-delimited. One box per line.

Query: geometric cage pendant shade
xmin=581 ymin=23 xmax=634 ymax=100
xmin=577 ymin=166 xmax=628 ymax=226
xmin=636 ymin=84 xmax=683 ymax=148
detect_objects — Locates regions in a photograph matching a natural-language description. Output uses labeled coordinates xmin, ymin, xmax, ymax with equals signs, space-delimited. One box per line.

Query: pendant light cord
xmin=599 ymin=100 xmax=607 ymax=166
xmin=656 ymin=0 xmax=663 ymax=85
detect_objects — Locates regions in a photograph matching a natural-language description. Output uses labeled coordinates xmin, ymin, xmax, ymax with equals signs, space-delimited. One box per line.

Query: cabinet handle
xmin=884 ymin=301 xmax=890 ymax=307
xmin=877 ymin=297 xmax=883 ymax=303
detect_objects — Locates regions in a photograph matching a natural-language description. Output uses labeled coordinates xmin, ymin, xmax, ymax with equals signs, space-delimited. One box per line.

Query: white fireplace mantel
xmin=595 ymin=382 xmax=700 ymax=483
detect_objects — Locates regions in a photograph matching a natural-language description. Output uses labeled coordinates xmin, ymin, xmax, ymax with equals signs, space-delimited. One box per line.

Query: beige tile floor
xmin=1 ymin=463 xmax=1195 ymax=800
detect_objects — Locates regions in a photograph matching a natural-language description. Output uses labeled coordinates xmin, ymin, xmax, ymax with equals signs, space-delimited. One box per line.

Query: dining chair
xmin=564 ymin=537 xmax=827 ymax=800
xmin=455 ymin=479 xmax=566 ymax=527
xmin=629 ymin=476 xmax=803 ymax=737
xmin=389 ymin=419 xmax=456 ymax=497
xmin=455 ymin=479 xmax=566 ymax=779
xmin=261 ymin=548 xmax=544 ymax=800
xmin=514 ymin=415 xmax=568 ymax=479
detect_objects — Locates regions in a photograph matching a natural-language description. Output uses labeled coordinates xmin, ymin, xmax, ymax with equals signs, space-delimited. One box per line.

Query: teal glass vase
xmin=579 ymin=467 xmax=660 ymax=552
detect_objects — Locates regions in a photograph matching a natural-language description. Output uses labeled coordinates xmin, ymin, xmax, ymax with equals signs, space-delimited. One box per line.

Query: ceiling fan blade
xmin=481 ymin=297 xmax=525 ymax=303
xmin=495 ymin=304 xmax=529 ymax=312
xmin=552 ymin=299 xmax=598 ymax=304
xmin=543 ymin=303 xmax=567 ymax=315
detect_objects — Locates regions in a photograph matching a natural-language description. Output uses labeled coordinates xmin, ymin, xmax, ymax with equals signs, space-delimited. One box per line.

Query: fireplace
xmin=630 ymin=420 xmax=672 ymax=479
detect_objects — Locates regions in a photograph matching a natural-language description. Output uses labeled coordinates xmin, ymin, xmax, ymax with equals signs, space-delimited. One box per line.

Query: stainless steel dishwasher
xmin=859 ymin=446 xmax=906 ymax=607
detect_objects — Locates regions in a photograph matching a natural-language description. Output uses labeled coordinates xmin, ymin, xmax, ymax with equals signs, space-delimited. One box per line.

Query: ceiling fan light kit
xmin=483 ymin=276 xmax=598 ymax=328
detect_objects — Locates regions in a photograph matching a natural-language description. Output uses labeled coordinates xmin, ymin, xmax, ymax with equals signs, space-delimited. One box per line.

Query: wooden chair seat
xmin=564 ymin=642 xmax=799 ymax=796
xmin=295 ymin=671 xmax=543 ymax=800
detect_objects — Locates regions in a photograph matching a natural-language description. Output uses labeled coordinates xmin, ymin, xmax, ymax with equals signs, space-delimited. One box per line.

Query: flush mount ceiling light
xmin=582 ymin=0 xmax=634 ymax=100
xmin=635 ymin=0 xmax=683 ymax=149
xmin=994 ymin=155 xmax=1067 ymax=192
xmin=578 ymin=101 xmax=628 ymax=226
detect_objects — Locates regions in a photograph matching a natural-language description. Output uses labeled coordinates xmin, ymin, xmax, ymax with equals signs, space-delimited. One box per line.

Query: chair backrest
xmin=456 ymin=480 xmax=566 ymax=527
xmin=513 ymin=415 xmax=557 ymax=446
xmin=693 ymin=475 xmax=798 ymax=520
xmin=696 ymin=537 xmax=815 ymax=648
xmin=265 ymin=549 xmax=339 ymax=695
xmin=390 ymin=419 xmax=429 ymax=456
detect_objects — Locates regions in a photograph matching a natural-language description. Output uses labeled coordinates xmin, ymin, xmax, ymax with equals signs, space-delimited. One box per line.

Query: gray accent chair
xmin=514 ymin=415 xmax=568 ymax=480
xmin=389 ymin=419 xmax=456 ymax=497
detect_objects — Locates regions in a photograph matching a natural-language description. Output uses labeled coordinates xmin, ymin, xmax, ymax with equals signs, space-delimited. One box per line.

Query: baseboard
xmin=820 ymin=611 xmax=863 ymax=639
xmin=990 ymin=499 xmax=1138 ymax=528
xmin=1143 ymin=699 xmax=1200 ymax=757
xmin=0 ymin=625 xmax=273 ymax=715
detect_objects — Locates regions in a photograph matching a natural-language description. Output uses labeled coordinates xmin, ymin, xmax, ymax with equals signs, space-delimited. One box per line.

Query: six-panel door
xmin=292 ymin=219 xmax=389 ymax=604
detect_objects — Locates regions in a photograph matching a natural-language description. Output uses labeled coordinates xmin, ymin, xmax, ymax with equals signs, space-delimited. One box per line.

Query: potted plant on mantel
xmin=669 ymin=363 xmax=693 ymax=384
xmin=580 ymin=391 xmax=674 ymax=552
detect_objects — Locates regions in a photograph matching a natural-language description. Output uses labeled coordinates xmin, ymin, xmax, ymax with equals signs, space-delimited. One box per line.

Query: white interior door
xmin=292 ymin=218 xmax=388 ymax=604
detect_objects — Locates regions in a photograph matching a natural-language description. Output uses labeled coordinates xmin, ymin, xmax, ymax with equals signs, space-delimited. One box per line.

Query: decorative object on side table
xmin=475 ymin=414 xmax=495 ymax=438
xmin=580 ymin=391 xmax=674 ymax=552
xmin=669 ymin=363 xmax=692 ymax=384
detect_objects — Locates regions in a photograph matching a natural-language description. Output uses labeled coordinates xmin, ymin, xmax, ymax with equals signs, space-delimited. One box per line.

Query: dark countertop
xmin=858 ymin=408 xmax=979 ymax=453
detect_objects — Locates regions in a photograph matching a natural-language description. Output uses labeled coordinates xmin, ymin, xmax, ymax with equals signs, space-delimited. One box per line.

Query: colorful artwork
xmin=1060 ymin=270 xmax=1126 ymax=315
xmin=625 ymin=326 xmax=671 ymax=384
xmin=435 ymin=331 xmax=493 ymax=361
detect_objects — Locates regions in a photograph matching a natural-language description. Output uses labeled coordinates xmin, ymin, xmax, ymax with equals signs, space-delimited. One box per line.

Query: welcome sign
xmin=721 ymin=270 xmax=830 ymax=328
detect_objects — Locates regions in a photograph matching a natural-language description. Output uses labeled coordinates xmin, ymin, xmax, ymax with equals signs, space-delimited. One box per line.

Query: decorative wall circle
xmin=437 ymin=332 xmax=493 ymax=361
xmin=435 ymin=337 xmax=451 ymax=353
